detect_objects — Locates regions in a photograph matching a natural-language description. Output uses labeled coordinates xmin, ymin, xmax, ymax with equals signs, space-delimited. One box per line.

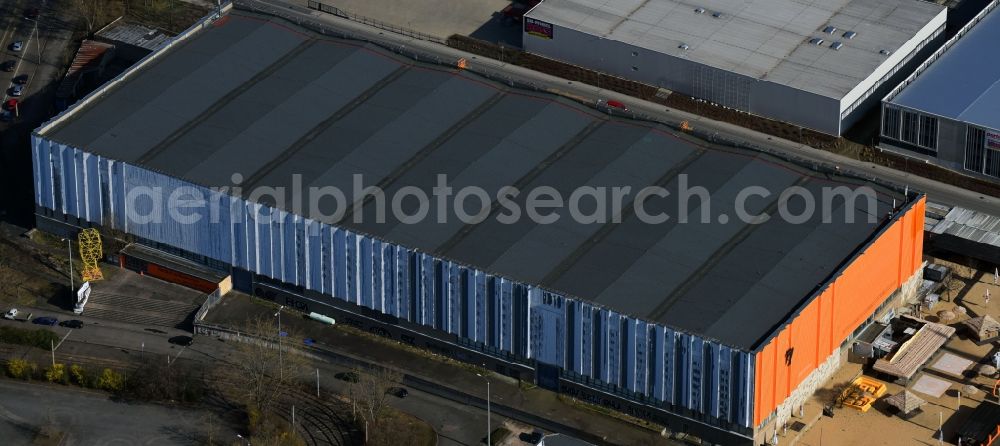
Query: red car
xmin=607 ymin=100 xmax=628 ymax=111
xmin=3 ymin=99 xmax=17 ymax=111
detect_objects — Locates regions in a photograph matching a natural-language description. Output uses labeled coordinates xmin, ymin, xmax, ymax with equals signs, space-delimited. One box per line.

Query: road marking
xmin=2 ymin=16 xmax=41 ymax=107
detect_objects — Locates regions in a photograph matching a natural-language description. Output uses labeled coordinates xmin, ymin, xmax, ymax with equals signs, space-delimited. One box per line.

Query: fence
xmin=194 ymin=288 xmax=222 ymax=322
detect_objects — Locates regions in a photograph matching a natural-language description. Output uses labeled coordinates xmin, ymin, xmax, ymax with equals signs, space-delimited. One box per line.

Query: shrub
xmin=122 ymin=359 xmax=205 ymax=403
xmin=69 ymin=364 xmax=87 ymax=386
xmin=6 ymin=359 xmax=34 ymax=380
xmin=45 ymin=363 xmax=66 ymax=383
xmin=0 ymin=326 xmax=60 ymax=350
xmin=97 ymin=369 xmax=124 ymax=391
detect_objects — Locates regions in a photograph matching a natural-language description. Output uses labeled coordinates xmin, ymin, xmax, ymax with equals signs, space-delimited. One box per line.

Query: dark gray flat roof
xmin=44 ymin=10 xmax=906 ymax=350
xmin=889 ymin=5 xmax=1000 ymax=130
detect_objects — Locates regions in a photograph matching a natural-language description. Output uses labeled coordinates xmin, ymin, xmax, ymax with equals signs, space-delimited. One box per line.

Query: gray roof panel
xmin=527 ymin=0 xmax=945 ymax=99
xmin=42 ymin=10 xmax=909 ymax=350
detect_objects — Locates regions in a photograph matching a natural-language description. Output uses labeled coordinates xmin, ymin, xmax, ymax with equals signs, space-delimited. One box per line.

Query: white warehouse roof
xmin=526 ymin=0 xmax=945 ymax=99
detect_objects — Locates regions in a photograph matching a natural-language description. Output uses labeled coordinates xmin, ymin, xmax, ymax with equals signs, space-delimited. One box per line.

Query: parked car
xmin=12 ymin=74 xmax=27 ymax=85
xmin=519 ymin=431 xmax=544 ymax=444
xmin=10 ymin=41 xmax=22 ymax=52
xmin=0 ymin=110 xmax=11 ymax=122
xmin=3 ymin=308 xmax=17 ymax=320
xmin=4 ymin=99 xmax=17 ymax=111
xmin=9 ymin=84 xmax=23 ymax=97
xmin=168 ymin=335 xmax=193 ymax=346
xmin=335 ymin=371 xmax=359 ymax=383
xmin=33 ymin=316 xmax=58 ymax=326
xmin=24 ymin=8 xmax=39 ymax=20
xmin=59 ymin=319 xmax=83 ymax=329
xmin=386 ymin=387 xmax=408 ymax=398
xmin=1 ymin=60 xmax=14 ymax=72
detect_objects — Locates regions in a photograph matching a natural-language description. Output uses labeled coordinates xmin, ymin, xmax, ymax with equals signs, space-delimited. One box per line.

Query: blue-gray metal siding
xmin=33 ymin=136 xmax=755 ymax=428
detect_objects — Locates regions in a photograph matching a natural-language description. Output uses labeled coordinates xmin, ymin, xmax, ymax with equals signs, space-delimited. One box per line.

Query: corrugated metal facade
xmin=32 ymin=136 xmax=755 ymax=429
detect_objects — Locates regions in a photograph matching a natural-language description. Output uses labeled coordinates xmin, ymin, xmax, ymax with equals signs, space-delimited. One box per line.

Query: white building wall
xmin=840 ymin=8 xmax=948 ymax=125
xmin=523 ymin=21 xmax=842 ymax=134
xmin=523 ymin=10 xmax=947 ymax=136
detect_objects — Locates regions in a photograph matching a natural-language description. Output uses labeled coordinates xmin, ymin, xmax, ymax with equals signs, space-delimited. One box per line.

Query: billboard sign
xmin=986 ymin=130 xmax=1000 ymax=150
xmin=74 ymin=282 xmax=91 ymax=314
xmin=525 ymin=17 xmax=554 ymax=39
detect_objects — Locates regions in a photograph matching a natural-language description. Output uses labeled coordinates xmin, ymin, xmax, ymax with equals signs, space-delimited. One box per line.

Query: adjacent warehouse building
xmin=522 ymin=0 xmax=947 ymax=136
xmin=880 ymin=0 xmax=1000 ymax=180
xmin=32 ymin=8 xmax=926 ymax=445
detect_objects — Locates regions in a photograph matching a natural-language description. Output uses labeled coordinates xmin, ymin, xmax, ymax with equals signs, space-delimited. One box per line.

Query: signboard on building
xmin=525 ymin=17 xmax=554 ymax=39
xmin=986 ymin=130 xmax=1000 ymax=150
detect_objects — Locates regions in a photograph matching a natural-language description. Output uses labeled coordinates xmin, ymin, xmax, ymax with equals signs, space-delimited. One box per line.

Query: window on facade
xmin=882 ymin=106 xmax=900 ymax=140
xmin=986 ymin=148 xmax=1000 ymax=179
xmin=919 ymin=115 xmax=938 ymax=150
xmin=965 ymin=127 xmax=986 ymax=173
xmin=901 ymin=111 xmax=919 ymax=145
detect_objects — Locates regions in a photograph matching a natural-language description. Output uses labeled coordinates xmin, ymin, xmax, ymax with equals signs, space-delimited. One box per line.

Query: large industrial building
xmin=32 ymin=7 xmax=926 ymax=445
xmin=880 ymin=0 xmax=1000 ymax=181
xmin=522 ymin=0 xmax=947 ymax=136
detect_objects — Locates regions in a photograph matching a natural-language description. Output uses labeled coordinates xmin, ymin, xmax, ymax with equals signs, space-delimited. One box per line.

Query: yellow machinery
xmin=837 ymin=376 xmax=887 ymax=412
xmin=77 ymin=228 xmax=103 ymax=282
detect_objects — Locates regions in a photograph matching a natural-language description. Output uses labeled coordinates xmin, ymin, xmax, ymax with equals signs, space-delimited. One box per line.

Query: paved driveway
xmin=0 ymin=380 xmax=234 ymax=445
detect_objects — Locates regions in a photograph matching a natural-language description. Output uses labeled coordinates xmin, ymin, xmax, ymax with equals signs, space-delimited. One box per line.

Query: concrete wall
xmin=880 ymin=104 xmax=1000 ymax=181
xmin=523 ymin=18 xmax=843 ymax=135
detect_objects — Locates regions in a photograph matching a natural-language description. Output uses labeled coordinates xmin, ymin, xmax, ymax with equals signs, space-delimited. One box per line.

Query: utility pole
xmin=938 ymin=411 xmax=944 ymax=444
xmin=50 ymin=339 xmax=55 ymax=367
xmin=477 ymin=373 xmax=491 ymax=445
xmin=275 ymin=306 xmax=284 ymax=380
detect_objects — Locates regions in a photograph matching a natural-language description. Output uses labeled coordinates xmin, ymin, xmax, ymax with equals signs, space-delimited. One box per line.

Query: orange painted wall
xmin=752 ymin=197 xmax=925 ymax=426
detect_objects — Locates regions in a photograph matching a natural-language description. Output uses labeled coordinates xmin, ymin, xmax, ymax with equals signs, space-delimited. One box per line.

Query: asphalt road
xmin=0 ymin=306 xmax=494 ymax=445
xmin=0 ymin=379 xmax=231 ymax=445
xmin=0 ymin=0 xmax=77 ymax=227
xmin=254 ymin=0 xmax=1000 ymax=215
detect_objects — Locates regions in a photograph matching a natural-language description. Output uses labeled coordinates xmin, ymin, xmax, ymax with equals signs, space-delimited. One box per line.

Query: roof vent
xmin=809 ymin=38 xmax=824 ymax=45
xmin=694 ymin=7 xmax=705 ymax=14
xmin=823 ymin=26 xmax=837 ymax=34
xmin=678 ymin=43 xmax=690 ymax=50
xmin=830 ymin=41 xmax=843 ymax=50
xmin=843 ymin=31 xmax=857 ymax=39
xmin=879 ymin=49 xmax=892 ymax=56
xmin=711 ymin=11 xmax=723 ymax=18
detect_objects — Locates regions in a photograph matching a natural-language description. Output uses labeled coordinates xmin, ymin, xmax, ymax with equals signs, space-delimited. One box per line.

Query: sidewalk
xmin=203 ymin=293 xmax=675 ymax=446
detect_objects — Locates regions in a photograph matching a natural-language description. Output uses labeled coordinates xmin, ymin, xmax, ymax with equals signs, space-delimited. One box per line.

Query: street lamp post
xmin=477 ymin=373 xmax=491 ymax=445
xmin=938 ymin=411 xmax=944 ymax=444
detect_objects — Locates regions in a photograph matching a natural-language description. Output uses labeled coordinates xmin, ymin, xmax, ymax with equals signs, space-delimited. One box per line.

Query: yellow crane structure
xmin=77 ymin=228 xmax=104 ymax=282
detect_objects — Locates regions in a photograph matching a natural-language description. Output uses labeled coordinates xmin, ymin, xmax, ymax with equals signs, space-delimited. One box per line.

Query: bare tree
xmin=69 ymin=0 xmax=125 ymax=35
xmin=347 ymin=366 xmax=403 ymax=444
xmin=224 ymin=316 xmax=310 ymax=416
